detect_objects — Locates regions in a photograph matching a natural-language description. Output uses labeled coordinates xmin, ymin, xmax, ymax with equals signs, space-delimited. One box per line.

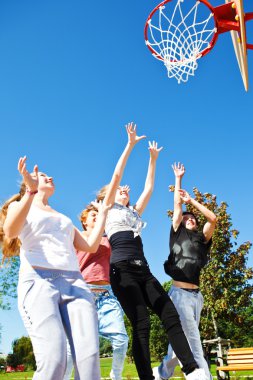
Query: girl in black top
xmin=155 ymin=162 xmax=216 ymax=380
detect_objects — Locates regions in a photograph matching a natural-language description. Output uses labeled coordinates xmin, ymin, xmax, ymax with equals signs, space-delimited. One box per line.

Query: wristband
xmin=26 ymin=189 xmax=38 ymax=196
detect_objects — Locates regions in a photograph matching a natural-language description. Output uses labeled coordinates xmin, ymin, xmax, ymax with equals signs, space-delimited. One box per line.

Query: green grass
xmin=0 ymin=373 xmax=34 ymax=379
xmin=0 ymin=360 xmax=253 ymax=379
xmin=101 ymin=357 xmax=148 ymax=378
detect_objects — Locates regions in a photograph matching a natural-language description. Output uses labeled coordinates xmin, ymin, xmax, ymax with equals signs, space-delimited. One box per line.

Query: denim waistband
xmin=88 ymin=284 xmax=113 ymax=297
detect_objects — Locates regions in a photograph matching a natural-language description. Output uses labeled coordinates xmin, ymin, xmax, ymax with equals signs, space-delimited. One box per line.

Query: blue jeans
xmin=64 ymin=284 xmax=128 ymax=380
xmin=18 ymin=268 xmax=100 ymax=380
xmin=158 ymin=286 xmax=211 ymax=380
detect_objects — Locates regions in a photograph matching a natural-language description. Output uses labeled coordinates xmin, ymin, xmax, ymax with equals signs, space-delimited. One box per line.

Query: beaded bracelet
xmin=26 ymin=189 xmax=38 ymax=196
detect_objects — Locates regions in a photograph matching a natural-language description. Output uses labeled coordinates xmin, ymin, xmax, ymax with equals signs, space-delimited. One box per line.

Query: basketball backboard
xmin=225 ymin=0 xmax=249 ymax=91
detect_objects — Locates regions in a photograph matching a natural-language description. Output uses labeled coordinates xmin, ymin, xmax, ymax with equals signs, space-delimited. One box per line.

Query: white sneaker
xmin=153 ymin=366 xmax=168 ymax=380
xmin=186 ymin=368 xmax=208 ymax=380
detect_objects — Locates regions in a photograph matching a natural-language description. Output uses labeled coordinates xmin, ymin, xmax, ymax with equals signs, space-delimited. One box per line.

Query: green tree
xmin=217 ymin=297 xmax=253 ymax=347
xmin=12 ymin=336 xmax=36 ymax=370
xmin=168 ymin=186 xmax=253 ymax=343
xmin=149 ymin=281 xmax=172 ymax=361
xmin=6 ymin=353 xmax=19 ymax=368
xmin=0 ymin=254 xmax=19 ymax=344
xmin=124 ymin=315 xmax=133 ymax=362
xmin=0 ymin=256 xmax=19 ymax=309
xmin=0 ymin=357 xmax=6 ymax=369
xmin=149 ymin=312 xmax=167 ymax=361
xmin=99 ymin=337 xmax=112 ymax=356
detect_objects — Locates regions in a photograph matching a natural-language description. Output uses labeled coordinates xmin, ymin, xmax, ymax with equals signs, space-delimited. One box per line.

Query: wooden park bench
xmin=216 ymin=347 xmax=253 ymax=379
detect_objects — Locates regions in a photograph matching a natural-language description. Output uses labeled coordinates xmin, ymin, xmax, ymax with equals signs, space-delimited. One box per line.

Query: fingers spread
xmin=148 ymin=140 xmax=162 ymax=152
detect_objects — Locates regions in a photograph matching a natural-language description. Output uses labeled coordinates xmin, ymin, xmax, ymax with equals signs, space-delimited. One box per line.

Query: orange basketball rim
xmin=144 ymin=0 xmax=253 ymax=90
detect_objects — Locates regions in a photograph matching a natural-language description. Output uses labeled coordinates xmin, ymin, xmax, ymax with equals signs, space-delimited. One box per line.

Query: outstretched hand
xmin=148 ymin=141 xmax=163 ymax=160
xmin=91 ymin=199 xmax=112 ymax=214
xmin=178 ymin=189 xmax=191 ymax=204
xmin=172 ymin=162 xmax=185 ymax=178
xmin=18 ymin=156 xmax=39 ymax=192
xmin=119 ymin=184 xmax=131 ymax=194
xmin=125 ymin=122 xmax=146 ymax=146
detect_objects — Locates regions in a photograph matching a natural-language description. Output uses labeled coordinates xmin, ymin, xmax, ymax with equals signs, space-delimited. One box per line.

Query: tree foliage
xmin=6 ymin=353 xmax=19 ymax=368
xmin=0 ymin=254 xmax=19 ymax=344
xmin=99 ymin=336 xmax=113 ymax=356
xmin=0 ymin=357 xmax=6 ymax=368
xmin=0 ymin=255 xmax=19 ymax=310
xmin=217 ymin=297 xmax=253 ymax=347
xmin=10 ymin=336 xmax=36 ymax=370
xmin=149 ymin=281 xmax=171 ymax=361
xmin=124 ymin=315 xmax=133 ymax=362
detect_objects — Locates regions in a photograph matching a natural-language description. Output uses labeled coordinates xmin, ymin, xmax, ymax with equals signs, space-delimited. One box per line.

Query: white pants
xmin=18 ymin=268 xmax=100 ymax=380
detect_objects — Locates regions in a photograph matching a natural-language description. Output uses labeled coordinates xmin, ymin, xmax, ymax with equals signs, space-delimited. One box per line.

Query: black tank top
xmin=109 ymin=230 xmax=147 ymax=264
xmin=164 ymin=223 xmax=212 ymax=286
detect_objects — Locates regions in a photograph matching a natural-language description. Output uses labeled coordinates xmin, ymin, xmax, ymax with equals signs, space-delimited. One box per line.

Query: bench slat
xmin=217 ymin=365 xmax=253 ymax=371
xmin=228 ymin=355 xmax=253 ymax=359
xmin=228 ymin=359 xmax=253 ymax=364
xmin=229 ymin=348 xmax=253 ymax=351
xmin=228 ymin=349 xmax=253 ymax=354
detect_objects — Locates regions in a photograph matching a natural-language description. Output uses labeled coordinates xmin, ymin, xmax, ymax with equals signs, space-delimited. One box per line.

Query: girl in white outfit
xmin=0 ymin=152 xmax=119 ymax=380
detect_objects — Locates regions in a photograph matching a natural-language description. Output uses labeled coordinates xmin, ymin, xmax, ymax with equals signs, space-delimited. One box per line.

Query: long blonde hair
xmin=0 ymin=183 xmax=26 ymax=259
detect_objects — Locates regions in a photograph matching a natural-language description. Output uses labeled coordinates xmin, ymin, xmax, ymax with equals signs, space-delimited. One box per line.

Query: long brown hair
xmin=0 ymin=183 xmax=26 ymax=260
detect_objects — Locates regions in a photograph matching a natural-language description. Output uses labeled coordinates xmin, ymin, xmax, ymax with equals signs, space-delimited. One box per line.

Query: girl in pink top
xmin=82 ymin=205 xmax=128 ymax=380
xmin=64 ymin=205 xmax=128 ymax=380
xmin=77 ymin=206 xmax=111 ymax=283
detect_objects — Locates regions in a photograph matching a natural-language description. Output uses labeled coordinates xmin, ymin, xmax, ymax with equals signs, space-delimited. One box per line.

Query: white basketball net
xmin=146 ymin=0 xmax=216 ymax=83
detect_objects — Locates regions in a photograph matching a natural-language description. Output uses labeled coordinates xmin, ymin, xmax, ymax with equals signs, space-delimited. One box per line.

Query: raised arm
xmin=74 ymin=123 xmax=146 ymax=252
xmin=3 ymin=157 xmax=39 ymax=239
xmin=103 ymin=122 xmax=146 ymax=207
xmin=172 ymin=162 xmax=185 ymax=231
xmin=178 ymin=189 xmax=217 ymax=242
xmin=134 ymin=141 xmax=163 ymax=215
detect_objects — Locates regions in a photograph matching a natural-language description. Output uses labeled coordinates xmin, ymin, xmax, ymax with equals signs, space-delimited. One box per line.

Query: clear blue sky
xmin=0 ymin=0 xmax=252 ymax=354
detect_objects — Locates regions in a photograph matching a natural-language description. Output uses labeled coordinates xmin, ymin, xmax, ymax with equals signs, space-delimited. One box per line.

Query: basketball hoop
xmin=144 ymin=0 xmax=253 ymax=88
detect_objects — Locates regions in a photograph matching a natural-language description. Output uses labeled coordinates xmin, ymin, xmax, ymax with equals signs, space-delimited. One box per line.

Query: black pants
xmin=110 ymin=261 xmax=198 ymax=380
